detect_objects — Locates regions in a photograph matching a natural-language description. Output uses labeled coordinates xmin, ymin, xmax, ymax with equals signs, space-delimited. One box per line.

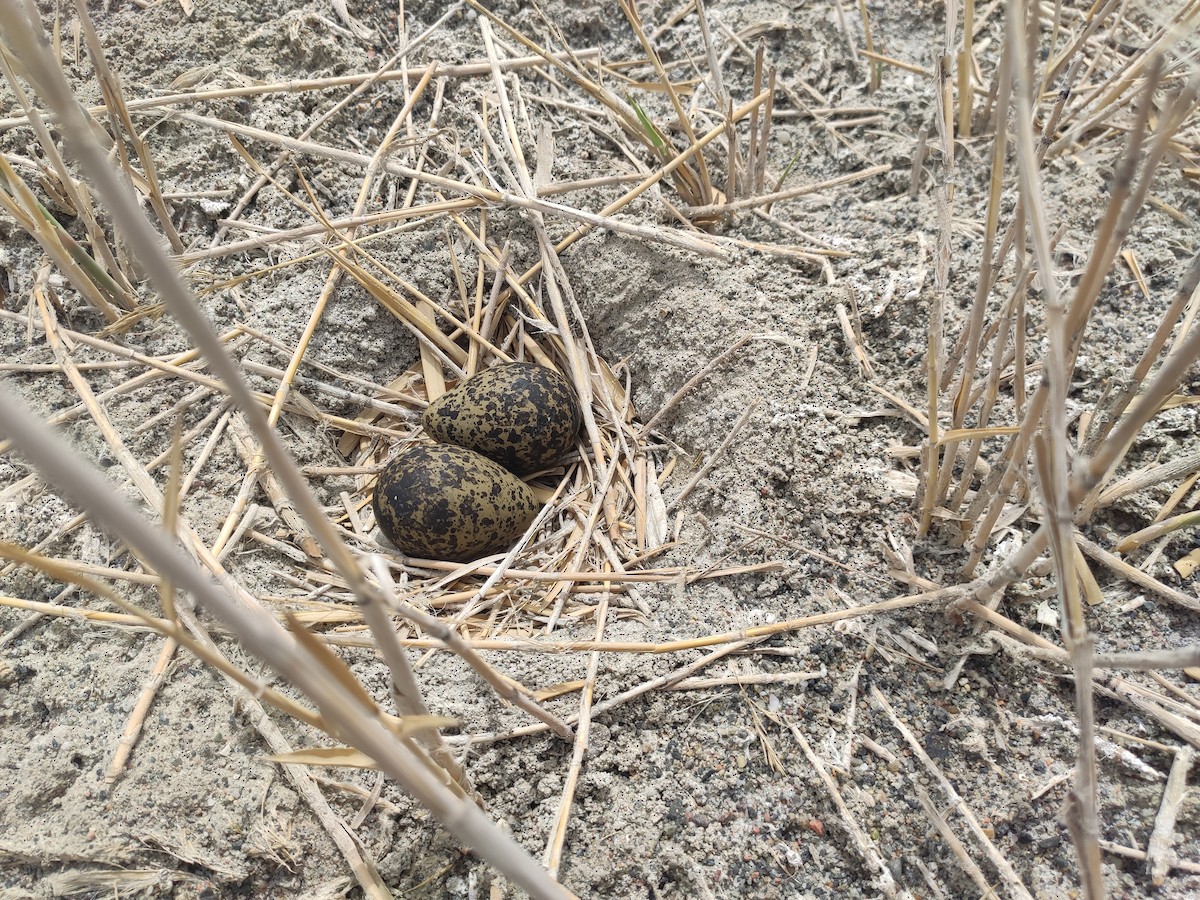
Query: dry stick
xmin=1071 ymin=274 xmax=1200 ymax=517
xmin=939 ymin=28 xmax=1014 ymax=515
xmin=168 ymin=110 xmax=725 ymax=259
xmin=948 ymin=231 xmax=1065 ymax=523
xmin=465 ymin=1 xmax=644 ymax=150
xmin=211 ymin=2 xmax=461 ymax=249
xmin=1039 ymin=0 xmax=1120 ymax=95
xmin=684 ymin=163 xmax=890 ymax=217
xmin=105 ymin=637 xmax=177 ymax=784
xmin=788 ymin=718 xmax=908 ymax=898
xmin=0 ymin=155 xmax=122 ymax=321
xmin=0 ymin=359 xmax=135 ymax=372
xmin=178 ymin=408 xmax=232 ymax=501
xmin=619 ymin=0 xmax=713 ymax=204
xmin=915 ymin=786 xmax=997 ymax=898
xmin=1070 ymin=83 xmax=1200 ymax=523
xmin=544 ymin=582 xmax=610 ymax=877
xmin=641 ymin=334 xmax=761 ymax=434
xmin=872 ymin=686 xmax=1034 ymax=899
xmin=378 ymin=584 xmax=575 ymax=741
xmin=668 ymin=400 xmax=759 ymax=512
xmin=240 ymin=361 xmax=416 ymax=419
xmin=694 ymin=0 xmax=727 ymax=114
xmin=1010 ymin=3 xmax=1101 ymax=888
xmin=367 ymin=558 xmax=474 ymax=799
xmin=450 ymin=637 xmax=766 ymax=748
xmin=962 ymin=63 xmax=1176 ymax=573
xmin=1052 ymin=2 xmax=1198 ymax=156
xmin=226 ymin=415 xmax=323 ymax=559
xmin=943 ymin=54 xmax=1081 ymax=393
xmin=957 ymin=0 xmax=976 ymax=135
xmin=1097 ymin=677 xmax=1200 ymax=752
xmin=1100 ymin=840 xmax=1200 ymax=876
xmin=919 ymin=23 xmax=957 ymax=538
xmin=0 ymin=11 xmax=575 ymax=894
xmin=857 ymin=0 xmax=881 ymax=92
xmin=389 ymin=557 xmax=782 ymax=586
xmin=1147 ymin=745 xmax=1195 ymax=886
xmin=1074 ymin=537 xmax=1200 ymax=613
xmin=745 ymin=46 xmax=762 ymax=193
xmin=187 ymin=199 xmax=475 ymax=264
xmin=1115 ymin=508 xmax=1200 ymax=554
xmin=0 ymin=50 xmax=602 ymax=133
xmin=667 ymin=670 xmax=824 ymax=690
xmin=1085 ymin=250 xmax=1200 ymax=458
xmin=0 ymin=45 xmax=132 ymax=303
xmin=73 ymin=0 xmax=182 ymax=253
xmin=235 ymin=323 xmax=428 ymax=404
xmin=107 ymin=421 xmax=187 ymax=783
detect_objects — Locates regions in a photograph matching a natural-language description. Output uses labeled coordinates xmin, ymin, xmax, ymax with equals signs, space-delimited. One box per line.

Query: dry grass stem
xmin=786 ymin=717 xmax=906 ymax=897
xmin=873 ymin=686 xmax=1034 ymax=898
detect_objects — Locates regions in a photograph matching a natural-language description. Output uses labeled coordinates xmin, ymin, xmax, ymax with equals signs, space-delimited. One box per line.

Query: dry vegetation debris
xmin=1 ymin=0 xmax=1199 ymax=897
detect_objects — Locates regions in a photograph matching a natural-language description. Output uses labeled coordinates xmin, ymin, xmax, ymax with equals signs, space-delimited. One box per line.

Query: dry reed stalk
xmin=957 ymin=0 xmax=977 ymax=135
xmin=682 ymin=163 xmax=890 ymax=217
xmin=917 ymin=10 xmax=958 ymax=538
xmin=1083 ymin=250 xmax=1200 ymax=457
xmin=1006 ymin=1 xmax=1102 ymax=886
xmin=1144 ymin=743 xmax=1195 ymax=882
xmin=955 ymin=61 xmax=1197 ymax=576
xmin=619 ymin=0 xmax=715 ymax=206
xmin=0 ymin=155 xmax=124 ymax=321
xmin=194 ymin=198 xmax=476 ymax=265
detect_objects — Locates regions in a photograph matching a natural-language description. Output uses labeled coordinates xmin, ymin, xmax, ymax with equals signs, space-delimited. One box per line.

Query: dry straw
xmin=2 ymin=0 xmax=1200 ymax=896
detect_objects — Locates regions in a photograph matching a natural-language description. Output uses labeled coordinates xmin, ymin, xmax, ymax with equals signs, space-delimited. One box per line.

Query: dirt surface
xmin=2 ymin=1 xmax=1199 ymax=898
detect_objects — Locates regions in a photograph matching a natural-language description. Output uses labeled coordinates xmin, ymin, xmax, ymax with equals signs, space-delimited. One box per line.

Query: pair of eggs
xmin=372 ymin=362 xmax=582 ymax=562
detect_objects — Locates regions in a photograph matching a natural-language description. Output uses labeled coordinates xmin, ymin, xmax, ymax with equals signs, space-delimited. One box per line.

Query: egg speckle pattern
xmin=423 ymin=362 xmax=581 ymax=476
xmin=372 ymin=443 xmax=539 ymax=562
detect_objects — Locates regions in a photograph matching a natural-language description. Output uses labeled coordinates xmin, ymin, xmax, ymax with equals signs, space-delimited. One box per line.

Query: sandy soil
xmin=2 ymin=1 xmax=1199 ymax=898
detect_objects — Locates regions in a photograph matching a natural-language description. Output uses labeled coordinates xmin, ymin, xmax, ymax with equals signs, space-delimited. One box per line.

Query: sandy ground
xmin=2 ymin=1 xmax=1199 ymax=898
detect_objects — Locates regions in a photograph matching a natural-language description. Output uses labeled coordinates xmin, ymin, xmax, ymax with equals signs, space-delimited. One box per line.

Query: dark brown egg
xmin=372 ymin=443 xmax=539 ymax=562
xmin=423 ymin=361 xmax=582 ymax=476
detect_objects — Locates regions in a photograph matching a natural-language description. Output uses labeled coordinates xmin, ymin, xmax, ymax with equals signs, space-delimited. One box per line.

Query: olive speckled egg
xmin=423 ymin=362 xmax=582 ymax=476
xmin=372 ymin=444 xmax=539 ymax=562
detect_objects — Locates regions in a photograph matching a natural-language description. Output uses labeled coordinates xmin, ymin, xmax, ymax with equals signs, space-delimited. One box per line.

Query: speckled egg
xmin=372 ymin=443 xmax=539 ymax=562
xmin=423 ymin=362 xmax=582 ymax=476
